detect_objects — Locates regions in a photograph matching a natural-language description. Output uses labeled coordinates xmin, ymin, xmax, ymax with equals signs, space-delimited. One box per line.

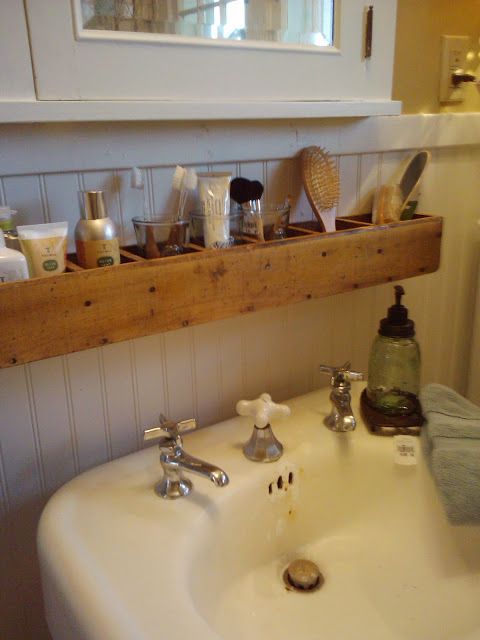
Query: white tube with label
xmin=17 ymin=222 xmax=68 ymax=278
xmin=197 ymin=172 xmax=232 ymax=248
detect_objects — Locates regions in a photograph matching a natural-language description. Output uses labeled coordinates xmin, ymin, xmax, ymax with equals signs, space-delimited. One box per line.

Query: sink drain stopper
xmin=283 ymin=559 xmax=324 ymax=592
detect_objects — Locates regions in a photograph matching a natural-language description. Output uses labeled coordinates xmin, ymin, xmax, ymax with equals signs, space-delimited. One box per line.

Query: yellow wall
xmin=393 ymin=0 xmax=480 ymax=113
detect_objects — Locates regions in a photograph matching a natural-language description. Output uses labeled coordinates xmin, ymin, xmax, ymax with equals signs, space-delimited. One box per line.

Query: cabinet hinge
xmin=364 ymin=5 xmax=373 ymax=59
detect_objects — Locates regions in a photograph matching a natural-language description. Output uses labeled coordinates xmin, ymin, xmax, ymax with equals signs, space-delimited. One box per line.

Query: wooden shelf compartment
xmin=0 ymin=215 xmax=443 ymax=369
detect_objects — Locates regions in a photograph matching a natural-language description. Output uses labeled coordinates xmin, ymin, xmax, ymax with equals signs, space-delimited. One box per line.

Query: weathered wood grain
xmin=0 ymin=216 xmax=442 ymax=368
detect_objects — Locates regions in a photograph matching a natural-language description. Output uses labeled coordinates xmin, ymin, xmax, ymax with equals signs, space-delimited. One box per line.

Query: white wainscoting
xmin=0 ymin=115 xmax=480 ymax=639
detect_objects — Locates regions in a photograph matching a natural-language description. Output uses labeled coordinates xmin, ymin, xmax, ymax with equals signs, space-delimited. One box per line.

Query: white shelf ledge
xmin=0 ymin=99 xmax=402 ymax=123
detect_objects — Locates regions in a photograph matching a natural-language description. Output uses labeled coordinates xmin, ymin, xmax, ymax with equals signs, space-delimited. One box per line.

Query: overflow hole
xmin=288 ymin=472 xmax=294 ymax=484
xmin=277 ymin=476 xmax=283 ymax=490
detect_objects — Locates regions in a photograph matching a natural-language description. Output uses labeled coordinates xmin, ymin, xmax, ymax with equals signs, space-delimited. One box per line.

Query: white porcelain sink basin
xmin=38 ymin=384 xmax=480 ymax=640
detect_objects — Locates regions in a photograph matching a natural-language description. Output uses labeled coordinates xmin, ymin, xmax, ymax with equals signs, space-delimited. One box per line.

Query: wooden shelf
xmin=0 ymin=215 xmax=443 ymax=368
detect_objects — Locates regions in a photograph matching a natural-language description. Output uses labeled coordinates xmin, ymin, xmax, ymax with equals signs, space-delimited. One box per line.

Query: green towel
xmin=430 ymin=438 xmax=480 ymax=524
xmin=420 ymin=384 xmax=480 ymax=525
xmin=420 ymin=383 xmax=480 ymax=454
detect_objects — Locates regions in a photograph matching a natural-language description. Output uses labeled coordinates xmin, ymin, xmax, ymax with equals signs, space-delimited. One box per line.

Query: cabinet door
xmin=24 ymin=0 xmax=397 ymax=104
xmin=0 ymin=0 xmax=35 ymax=100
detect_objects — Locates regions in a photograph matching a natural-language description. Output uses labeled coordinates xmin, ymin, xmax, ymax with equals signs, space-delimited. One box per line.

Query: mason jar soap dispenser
xmin=361 ymin=285 xmax=423 ymax=434
xmin=75 ymin=191 xmax=120 ymax=269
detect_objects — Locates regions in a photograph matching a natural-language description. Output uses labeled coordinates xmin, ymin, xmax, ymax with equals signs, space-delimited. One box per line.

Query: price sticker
xmin=393 ymin=435 xmax=418 ymax=466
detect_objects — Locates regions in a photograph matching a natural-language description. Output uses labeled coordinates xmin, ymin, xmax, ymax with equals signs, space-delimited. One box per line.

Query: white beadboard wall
xmin=1 ymin=115 xmax=480 ymax=640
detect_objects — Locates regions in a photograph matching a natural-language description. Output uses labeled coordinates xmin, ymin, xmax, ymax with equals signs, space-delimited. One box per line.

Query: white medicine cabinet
xmin=3 ymin=0 xmax=400 ymax=122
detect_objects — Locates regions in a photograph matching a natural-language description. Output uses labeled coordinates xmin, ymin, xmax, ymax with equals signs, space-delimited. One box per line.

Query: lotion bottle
xmin=75 ymin=191 xmax=120 ymax=269
xmin=0 ymin=229 xmax=29 ymax=282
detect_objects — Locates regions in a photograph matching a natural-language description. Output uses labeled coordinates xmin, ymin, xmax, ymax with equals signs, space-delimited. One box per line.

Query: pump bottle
xmin=366 ymin=285 xmax=421 ymax=416
xmin=75 ymin=191 xmax=120 ymax=269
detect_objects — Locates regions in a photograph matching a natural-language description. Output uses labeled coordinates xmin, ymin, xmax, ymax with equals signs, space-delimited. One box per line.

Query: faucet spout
xmin=163 ymin=446 xmax=229 ymax=487
xmin=144 ymin=416 xmax=229 ymax=499
xmin=319 ymin=363 xmax=363 ymax=433
xmin=326 ymin=387 xmax=356 ymax=432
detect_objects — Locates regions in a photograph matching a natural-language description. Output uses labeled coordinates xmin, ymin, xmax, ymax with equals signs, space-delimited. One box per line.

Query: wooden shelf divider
xmin=0 ymin=215 xmax=443 ymax=368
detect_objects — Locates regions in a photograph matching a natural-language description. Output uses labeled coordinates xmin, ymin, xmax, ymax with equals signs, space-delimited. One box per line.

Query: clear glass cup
xmin=241 ymin=202 xmax=291 ymax=240
xmin=190 ymin=212 xmax=244 ymax=249
xmin=132 ymin=217 xmax=189 ymax=258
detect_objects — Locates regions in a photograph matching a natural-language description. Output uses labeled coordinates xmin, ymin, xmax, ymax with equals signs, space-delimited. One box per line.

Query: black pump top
xmin=378 ymin=285 xmax=415 ymax=338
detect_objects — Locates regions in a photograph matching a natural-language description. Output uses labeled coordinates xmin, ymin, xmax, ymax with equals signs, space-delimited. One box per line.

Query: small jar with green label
xmin=75 ymin=191 xmax=120 ymax=269
xmin=0 ymin=207 xmax=16 ymax=232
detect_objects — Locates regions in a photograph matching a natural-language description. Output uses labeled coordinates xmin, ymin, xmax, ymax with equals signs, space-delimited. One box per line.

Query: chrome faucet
xmin=143 ymin=415 xmax=229 ymax=499
xmin=319 ymin=363 xmax=363 ymax=432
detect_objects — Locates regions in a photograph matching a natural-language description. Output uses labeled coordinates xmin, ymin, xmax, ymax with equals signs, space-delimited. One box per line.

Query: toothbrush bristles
xmin=172 ymin=165 xmax=186 ymax=191
xmin=185 ymin=168 xmax=198 ymax=190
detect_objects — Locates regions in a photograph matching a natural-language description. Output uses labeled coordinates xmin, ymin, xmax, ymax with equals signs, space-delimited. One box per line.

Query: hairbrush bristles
xmin=301 ymin=146 xmax=340 ymax=231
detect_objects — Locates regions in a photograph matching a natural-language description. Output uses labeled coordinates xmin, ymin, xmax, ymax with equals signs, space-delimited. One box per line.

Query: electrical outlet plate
xmin=439 ymin=35 xmax=469 ymax=103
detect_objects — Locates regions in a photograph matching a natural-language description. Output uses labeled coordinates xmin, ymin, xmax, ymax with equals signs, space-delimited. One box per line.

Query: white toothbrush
xmin=172 ymin=166 xmax=197 ymax=221
xmin=179 ymin=168 xmax=197 ymax=220
xmin=172 ymin=165 xmax=186 ymax=221
xmin=131 ymin=166 xmax=148 ymax=219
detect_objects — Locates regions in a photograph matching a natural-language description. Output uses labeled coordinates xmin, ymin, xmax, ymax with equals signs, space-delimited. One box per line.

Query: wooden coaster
xmin=360 ymin=389 xmax=424 ymax=436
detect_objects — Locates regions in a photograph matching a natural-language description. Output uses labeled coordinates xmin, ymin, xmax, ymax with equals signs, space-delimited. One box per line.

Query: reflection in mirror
xmin=80 ymin=0 xmax=335 ymax=47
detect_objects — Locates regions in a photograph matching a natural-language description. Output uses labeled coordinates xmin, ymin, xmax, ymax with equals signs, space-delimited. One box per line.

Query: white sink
xmin=38 ymin=384 xmax=480 ymax=640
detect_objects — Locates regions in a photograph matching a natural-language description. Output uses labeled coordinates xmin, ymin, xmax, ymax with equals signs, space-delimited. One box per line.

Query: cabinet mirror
xmin=80 ymin=0 xmax=335 ymax=48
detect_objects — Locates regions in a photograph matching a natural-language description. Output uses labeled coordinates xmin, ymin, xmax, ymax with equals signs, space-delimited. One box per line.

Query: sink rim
xmin=38 ymin=384 xmax=480 ymax=640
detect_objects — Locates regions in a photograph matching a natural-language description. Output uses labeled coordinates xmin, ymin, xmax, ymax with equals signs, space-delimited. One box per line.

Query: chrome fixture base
xmin=243 ymin=424 xmax=283 ymax=463
xmin=155 ymin=476 xmax=193 ymax=500
xmin=236 ymin=393 xmax=291 ymax=463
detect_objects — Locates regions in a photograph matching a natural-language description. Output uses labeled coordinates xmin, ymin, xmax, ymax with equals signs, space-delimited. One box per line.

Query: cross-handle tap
xmin=319 ymin=363 xmax=363 ymax=432
xmin=236 ymin=393 xmax=291 ymax=462
xmin=143 ymin=415 xmax=229 ymax=500
xmin=144 ymin=414 xmax=196 ymax=447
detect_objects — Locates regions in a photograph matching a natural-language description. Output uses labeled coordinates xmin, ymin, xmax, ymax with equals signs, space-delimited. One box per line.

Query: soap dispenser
xmin=361 ymin=285 xmax=423 ymax=435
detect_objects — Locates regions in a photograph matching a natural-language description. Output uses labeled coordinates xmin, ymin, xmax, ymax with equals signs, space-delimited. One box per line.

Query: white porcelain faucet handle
xmin=236 ymin=393 xmax=291 ymax=429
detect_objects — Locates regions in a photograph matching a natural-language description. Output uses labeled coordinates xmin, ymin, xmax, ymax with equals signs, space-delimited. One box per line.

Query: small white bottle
xmin=0 ymin=229 xmax=29 ymax=282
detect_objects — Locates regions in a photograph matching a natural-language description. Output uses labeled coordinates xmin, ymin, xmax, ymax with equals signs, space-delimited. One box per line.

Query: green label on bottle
xmin=0 ymin=219 xmax=14 ymax=231
xmin=43 ymin=259 xmax=59 ymax=272
xmin=97 ymin=256 xmax=114 ymax=267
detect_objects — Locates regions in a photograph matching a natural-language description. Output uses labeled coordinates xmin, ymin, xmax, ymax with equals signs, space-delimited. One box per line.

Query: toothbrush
xmin=172 ymin=165 xmax=186 ymax=221
xmin=173 ymin=167 xmax=197 ymax=221
xmin=131 ymin=167 xmax=148 ymax=219
xmin=177 ymin=167 xmax=198 ymax=221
